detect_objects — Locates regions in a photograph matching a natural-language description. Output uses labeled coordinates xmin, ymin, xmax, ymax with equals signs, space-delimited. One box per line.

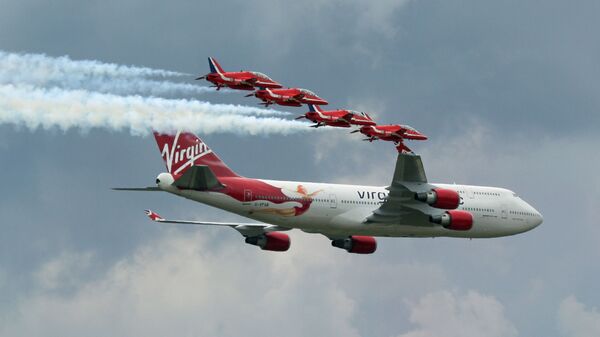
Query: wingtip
xmin=145 ymin=209 xmax=164 ymax=221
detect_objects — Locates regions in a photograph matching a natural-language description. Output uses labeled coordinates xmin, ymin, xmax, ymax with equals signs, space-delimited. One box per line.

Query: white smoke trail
xmin=0 ymin=50 xmax=185 ymax=77
xmin=0 ymin=50 xmax=224 ymax=96
xmin=0 ymin=84 xmax=306 ymax=136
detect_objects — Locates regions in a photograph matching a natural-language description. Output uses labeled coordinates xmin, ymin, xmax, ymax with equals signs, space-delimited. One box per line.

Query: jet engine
xmin=430 ymin=210 xmax=473 ymax=230
xmin=245 ymin=232 xmax=290 ymax=251
xmin=415 ymin=188 xmax=460 ymax=209
xmin=331 ymin=236 xmax=377 ymax=254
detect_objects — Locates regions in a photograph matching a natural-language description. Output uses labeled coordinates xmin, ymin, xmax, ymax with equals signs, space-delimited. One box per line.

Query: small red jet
xmin=352 ymin=124 xmax=428 ymax=153
xmin=196 ymin=57 xmax=282 ymax=91
xmin=296 ymin=104 xmax=377 ymax=128
xmin=247 ymin=88 xmax=328 ymax=107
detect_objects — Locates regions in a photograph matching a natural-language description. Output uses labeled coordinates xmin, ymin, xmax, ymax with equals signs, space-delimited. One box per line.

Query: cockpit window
xmin=251 ymin=72 xmax=273 ymax=81
xmin=349 ymin=110 xmax=367 ymax=117
xmin=299 ymin=88 xmax=316 ymax=96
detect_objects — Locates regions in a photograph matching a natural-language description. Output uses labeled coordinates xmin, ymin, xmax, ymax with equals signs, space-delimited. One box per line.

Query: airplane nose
xmin=528 ymin=205 xmax=543 ymax=229
xmin=533 ymin=212 xmax=543 ymax=227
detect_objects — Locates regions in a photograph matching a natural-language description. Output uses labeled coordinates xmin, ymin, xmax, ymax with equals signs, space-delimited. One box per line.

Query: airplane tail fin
xmin=153 ymin=131 xmax=239 ymax=178
xmin=308 ymin=104 xmax=323 ymax=112
xmin=208 ymin=57 xmax=225 ymax=74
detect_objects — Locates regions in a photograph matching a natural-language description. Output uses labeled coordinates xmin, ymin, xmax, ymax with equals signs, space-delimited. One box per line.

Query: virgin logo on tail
xmin=160 ymin=131 xmax=212 ymax=175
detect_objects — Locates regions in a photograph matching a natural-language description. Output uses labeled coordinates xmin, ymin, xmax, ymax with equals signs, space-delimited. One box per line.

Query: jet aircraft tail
xmin=153 ymin=131 xmax=239 ymax=178
xmin=208 ymin=57 xmax=225 ymax=74
xmin=308 ymin=104 xmax=323 ymax=113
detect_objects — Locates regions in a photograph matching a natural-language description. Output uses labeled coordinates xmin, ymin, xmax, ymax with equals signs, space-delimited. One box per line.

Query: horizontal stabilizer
xmin=172 ymin=165 xmax=224 ymax=190
xmin=144 ymin=209 xmax=290 ymax=237
xmin=112 ymin=187 xmax=162 ymax=191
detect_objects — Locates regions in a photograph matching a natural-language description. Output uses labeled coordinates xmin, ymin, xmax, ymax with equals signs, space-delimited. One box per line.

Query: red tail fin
xmin=153 ymin=131 xmax=239 ymax=178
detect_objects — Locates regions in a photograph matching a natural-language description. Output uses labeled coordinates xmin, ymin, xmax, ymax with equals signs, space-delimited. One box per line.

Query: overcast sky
xmin=1 ymin=0 xmax=599 ymax=336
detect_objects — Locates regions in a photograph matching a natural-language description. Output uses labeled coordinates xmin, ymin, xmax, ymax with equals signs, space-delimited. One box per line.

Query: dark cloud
xmin=0 ymin=0 xmax=599 ymax=336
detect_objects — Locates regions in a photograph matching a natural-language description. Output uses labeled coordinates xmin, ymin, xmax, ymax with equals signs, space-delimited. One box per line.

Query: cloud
xmin=558 ymin=296 xmax=600 ymax=337
xmin=0 ymin=230 xmax=453 ymax=337
xmin=398 ymin=290 xmax=517 ymax=337
xmin=34 ymin=251 xmax=94 ymax=291
xmin=245 ymin=0 xmax=412 ymax=58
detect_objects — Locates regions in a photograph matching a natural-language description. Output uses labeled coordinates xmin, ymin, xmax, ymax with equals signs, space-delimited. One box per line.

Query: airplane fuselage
xmin=157 ymin=176 xmax=542 ymax=239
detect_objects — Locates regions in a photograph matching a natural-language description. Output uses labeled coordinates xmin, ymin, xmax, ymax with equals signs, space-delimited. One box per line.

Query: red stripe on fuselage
xmin=219 ymin=177 xmax=317 ymax=216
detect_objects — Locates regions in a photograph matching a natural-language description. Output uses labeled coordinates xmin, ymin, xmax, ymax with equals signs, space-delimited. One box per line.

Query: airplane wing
xmin=365 ymin=154 xmax=436 ymax=225
xmin=144 ymin=210 xmax=291 ymax=237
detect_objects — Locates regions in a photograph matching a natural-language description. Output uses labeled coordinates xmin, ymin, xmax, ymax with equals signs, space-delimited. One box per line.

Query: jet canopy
xmin=349 ymin=110 xmax=369 ymax=117
xmin=251 ymin=71 xmax=273 ymax=81
xmin=299 ymin=88 xmax=317 ymax=96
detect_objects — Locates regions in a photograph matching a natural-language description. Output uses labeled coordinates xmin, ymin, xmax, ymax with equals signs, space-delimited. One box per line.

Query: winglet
xmin=145 ymin=209 xmax=165 ymax=222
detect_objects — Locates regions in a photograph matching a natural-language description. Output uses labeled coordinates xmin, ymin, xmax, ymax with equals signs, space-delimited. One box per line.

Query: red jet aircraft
xmin=247 ymin=88 xmax=328 ymax=107
xmin=196 ymin=57 xmax=282 ymax=91
xmin=296 ymin=104 xmax=377 ymax=128
xmin=353 ymin=124 xmax=428 ymax=153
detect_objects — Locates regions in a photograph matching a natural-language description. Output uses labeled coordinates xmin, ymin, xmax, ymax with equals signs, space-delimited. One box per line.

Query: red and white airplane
xmin=116 ymin=131 xmax=542 ymax=254
xmin=296 ymin=104 xmax=377 ymax=128
xmin=353 ymin=124 xmax=428 ymax=153
xmin=247 ymin=88 xmax=328 ymax=107
xmin=196 ymin=57 xmax=282 ymax=91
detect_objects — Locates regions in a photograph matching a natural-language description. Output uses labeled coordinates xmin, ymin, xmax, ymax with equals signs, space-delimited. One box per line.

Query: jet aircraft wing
xmin=290 ymin=93 xmax=305 ymax=102
xmin=365 ymin=154 xmax=436 ymax=225
xmin=337 ymin=112 xmax=354 ymax=123
xmin=144 ymin=209 xmax=291 ymax=237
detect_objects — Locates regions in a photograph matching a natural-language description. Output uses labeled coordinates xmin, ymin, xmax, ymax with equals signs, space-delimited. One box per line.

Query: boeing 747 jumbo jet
xmin=116 ymin=131 xmax=543 ymax=254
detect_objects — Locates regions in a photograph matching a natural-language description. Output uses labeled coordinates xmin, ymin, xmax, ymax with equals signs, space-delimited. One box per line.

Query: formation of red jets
xmin=197 ymin=57 xmax=427 ymax=153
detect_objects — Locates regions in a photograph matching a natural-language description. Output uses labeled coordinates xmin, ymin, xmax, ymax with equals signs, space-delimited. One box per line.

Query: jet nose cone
xmin=533 ymin=212 xmax=543 ymax=228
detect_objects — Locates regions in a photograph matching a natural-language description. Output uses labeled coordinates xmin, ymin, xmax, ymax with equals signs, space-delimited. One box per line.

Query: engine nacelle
xmin=415 ymin=188 xmax=460 ymax=209
xmin=430 ymin=210 xmax=473 ymax=231
xmin=245 ymin=232 xmax=290 ymax=252
xmin=331 ymin=236 xmax=377 ymax=254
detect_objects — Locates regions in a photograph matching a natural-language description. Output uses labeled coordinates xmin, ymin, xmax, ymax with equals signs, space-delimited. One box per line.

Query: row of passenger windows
xmin=463 ymin=207 xmax=495 ymax=213
xmin=342 ymin=200 xmax=379 ymax=205
xmin=456 ymin=190 xmax=500 ymax=197
xmin=474 ymin=191 xmax=501 ymax=196
xmin=510 ymin=210 xmax=535 ymax=216
xmin=254 ymin=196 xmax=380 ymax=205
xmin=256 ymin=195 xmax=332 ymax=203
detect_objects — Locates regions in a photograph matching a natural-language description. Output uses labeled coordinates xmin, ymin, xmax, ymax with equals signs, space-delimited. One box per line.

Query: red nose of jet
xmin=405 ymin=130 xmax=428 ymax=140
xmin=305 ymin=112 xmax=317 ymax=120
xmin=316 ymin=97 xmax=329 ymax=105
xmin=359 ymin=125 xmax=373 ymax=135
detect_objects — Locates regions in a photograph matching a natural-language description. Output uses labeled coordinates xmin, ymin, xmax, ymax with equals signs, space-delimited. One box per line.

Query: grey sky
xmin=1 ymin=0 xmax=599 ymax=336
